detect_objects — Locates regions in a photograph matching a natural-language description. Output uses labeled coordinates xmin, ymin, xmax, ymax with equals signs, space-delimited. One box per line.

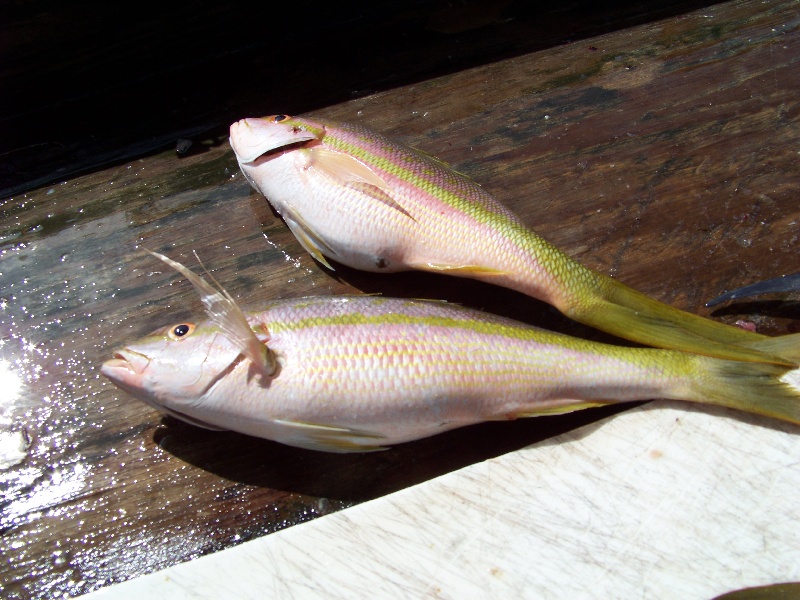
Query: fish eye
xmin=168 ymin=323 xmax=196 ymax=340
xmin=271 ymin=114 xmax=290 ymax=122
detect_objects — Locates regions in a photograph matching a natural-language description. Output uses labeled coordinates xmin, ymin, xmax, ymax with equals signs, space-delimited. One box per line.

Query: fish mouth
xmin=102 ymin=348 xmax=227 ymax=432
xmin=100 ymin=349 xmax=152 ymax=398
xmin=101 ymin=351 xmax=226 ymax=432
xmin=102 ymin=348 xmax=149 ymax=378
xmin=229 ymin=118 xmax=317 ymax=164
xmin=247 ymin=141 xmax=312 ymax=166
xmin=239 ymin=138 xmax=318 ymax=167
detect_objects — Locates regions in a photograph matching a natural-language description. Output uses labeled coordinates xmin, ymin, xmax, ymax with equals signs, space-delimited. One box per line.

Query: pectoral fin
xmin=274 ymin=419 xmax=388 ymax=453
xmin=146 ymin=250 xmax=277 ymax=378
xmin=309 ymin=148 xmax=415 ymax=220
xmin=308 ymin=147 xmax=389 ymax=188
xmin=347 ymin=182 xmax=416 ymax=220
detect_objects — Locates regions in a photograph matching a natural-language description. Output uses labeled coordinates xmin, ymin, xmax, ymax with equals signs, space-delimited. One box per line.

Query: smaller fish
xmin=707 ymin=272 xmax=800 ymax=306
xmin=101 ymin=253 xmax=800 ymax=453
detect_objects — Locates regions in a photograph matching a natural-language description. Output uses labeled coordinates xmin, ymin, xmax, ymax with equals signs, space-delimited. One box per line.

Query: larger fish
xmin=229 ymin=115 xmax=794 ymax=366
xmin=101 ymin=252 xmax=800 ymax=453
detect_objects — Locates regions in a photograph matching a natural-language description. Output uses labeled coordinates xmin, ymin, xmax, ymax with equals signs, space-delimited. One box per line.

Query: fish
xmin=228 ymin=114 xmax=796 ymax=367
xmin=707 ymin=272 xmax=800 ymax=307
xmin=100 ymin=252 xmax=800 ymax=453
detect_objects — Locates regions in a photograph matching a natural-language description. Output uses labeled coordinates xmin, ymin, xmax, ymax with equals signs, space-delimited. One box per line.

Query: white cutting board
xmin=86 ymin=401 xmax=800 ymax=599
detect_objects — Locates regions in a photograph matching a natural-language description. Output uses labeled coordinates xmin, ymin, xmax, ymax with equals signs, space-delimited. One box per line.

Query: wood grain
xmin=1 ymin=0 xmax=798 ymax=597
xmin=83 ymin=402 xmax=800 ymax=599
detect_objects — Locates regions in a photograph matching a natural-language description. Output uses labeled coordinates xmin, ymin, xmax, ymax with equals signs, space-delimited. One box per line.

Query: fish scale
xmin=101 ymin=253 xmax=800 ymax=452
xmin=229 ymin=115 xmax=797 ymax=366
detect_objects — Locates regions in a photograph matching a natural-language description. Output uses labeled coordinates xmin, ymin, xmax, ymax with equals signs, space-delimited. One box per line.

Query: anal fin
xmin=411 ymin=262 xmax=510 ymax=277
xmin=274 ymin=419 xmax=388 ymax=453
xmin=500 ymin=401 xmax=611 ymax=419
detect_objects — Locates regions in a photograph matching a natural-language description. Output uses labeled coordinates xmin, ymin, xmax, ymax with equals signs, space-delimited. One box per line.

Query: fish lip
xmin=241 ymin=139 xmax=315 ymax=167
xmin=101 ymin=348 xmax=149 ymax=377
xmin=101 ymin=346 xmax=229 ymax=432
xmin=229 ymin=118 xmax=317 ymax=164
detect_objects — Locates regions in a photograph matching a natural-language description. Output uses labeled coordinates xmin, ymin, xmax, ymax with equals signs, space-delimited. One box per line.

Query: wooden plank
xmin=1 ymin=0 xmax=798 ymax=597
xmin=82 ymin=401 xmax=800 ymax=599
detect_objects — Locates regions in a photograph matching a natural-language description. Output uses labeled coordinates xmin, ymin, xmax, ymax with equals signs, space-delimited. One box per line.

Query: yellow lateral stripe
xmin=268 ymin=312 xmax=558 ymax=344
xmin=321 ymin=127 xmax=516 ymax=226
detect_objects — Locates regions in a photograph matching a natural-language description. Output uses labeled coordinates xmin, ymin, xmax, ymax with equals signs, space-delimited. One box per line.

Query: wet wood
xmin=1 ymin=0 xmax=799 ymax=597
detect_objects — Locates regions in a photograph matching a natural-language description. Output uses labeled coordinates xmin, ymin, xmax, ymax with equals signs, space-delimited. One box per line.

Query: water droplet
xmin=51 ymin=549 xmax=71 ymax=567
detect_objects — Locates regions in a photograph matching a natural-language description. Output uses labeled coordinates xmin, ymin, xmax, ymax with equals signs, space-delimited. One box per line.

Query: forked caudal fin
xmin=145 ymin=250 xmax=277 ymax=378
xmin=740 ymin=332 xmax=800 ymax=364
xmin=690 ymin=356 xmax=800 ymax=426
xmin=577 ymin=274 xmax=799 ymax=366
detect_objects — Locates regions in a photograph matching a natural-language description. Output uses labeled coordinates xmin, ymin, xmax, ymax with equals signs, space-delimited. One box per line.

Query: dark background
xmin=1 ymin=0 xmax=722 ymax=199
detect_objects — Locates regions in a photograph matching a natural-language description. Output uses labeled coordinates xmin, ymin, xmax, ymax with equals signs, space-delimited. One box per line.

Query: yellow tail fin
xmin=571 ymin=274 xmax=796 ymax=366
xmin=741 ymin=333 xmax=800 ymax=364
xmin=688 ymin=357 xmax=800 ymax=425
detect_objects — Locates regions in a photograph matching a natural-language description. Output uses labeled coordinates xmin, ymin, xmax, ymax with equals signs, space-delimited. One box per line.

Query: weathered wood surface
xmin=85 ymin=403 xmax=800 ymax=600
xmin=1 ymin=0 xmax=799 ymax=597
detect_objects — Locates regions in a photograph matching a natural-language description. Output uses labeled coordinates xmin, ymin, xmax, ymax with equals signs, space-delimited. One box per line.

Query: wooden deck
xmin=1 ymin=1 xmax=799 ymax=597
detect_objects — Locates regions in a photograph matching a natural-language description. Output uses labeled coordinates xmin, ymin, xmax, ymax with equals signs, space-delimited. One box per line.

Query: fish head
xmin=229 ymin=115 xmax=321 ymax=164
xmin=101 ymin=320 xmax=247 ymax=429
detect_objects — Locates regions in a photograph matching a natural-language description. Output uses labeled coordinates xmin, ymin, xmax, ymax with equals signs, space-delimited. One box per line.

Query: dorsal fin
xmin=146 ymin=250 xmax=277 ymax=378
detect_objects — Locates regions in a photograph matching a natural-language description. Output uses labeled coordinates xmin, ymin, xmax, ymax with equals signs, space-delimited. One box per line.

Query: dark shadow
xmin=251 ymin=197 xmax=646 ymax=344
xmin=709 ymin=300 xmax=800 ymax=332
xmin=2 ymin=0 xmax=726 ymax=198
xmin=152 ymin=403 xmax=630 ymax=504
xmin=328 ymin=260 xmax=639 ymax=344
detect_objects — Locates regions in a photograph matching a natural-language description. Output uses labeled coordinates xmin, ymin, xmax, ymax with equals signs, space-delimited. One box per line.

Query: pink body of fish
xmin=228 ymin=114 xmax=795 ymax=367
xmin=100 ymin=254 xmax=800 ymax=452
